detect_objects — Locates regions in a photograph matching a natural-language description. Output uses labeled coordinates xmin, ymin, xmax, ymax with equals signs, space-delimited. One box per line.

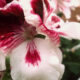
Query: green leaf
xmin=57 ymin=12 xmax=63 ymax=17
xmin=2 ymin=57 xmax=12 ymax=80
xmin=34 ymin=34 xmax=46 ymax=39
xmin=66 ymin=62 xmax=80 ymax=75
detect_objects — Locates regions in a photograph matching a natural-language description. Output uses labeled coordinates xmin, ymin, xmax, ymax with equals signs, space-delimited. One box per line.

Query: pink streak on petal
xmin=0 ymin=32 xmax=24 ymax=52
xmin=39 ymin=24 xmax=60 ymax=45
xmin=25 ymin=41 xmax=41 ymax=66
xmin=44 ymin=0 xmax=51 ymax=12
xmin=31 ymin=0 xmax=43 ymax=19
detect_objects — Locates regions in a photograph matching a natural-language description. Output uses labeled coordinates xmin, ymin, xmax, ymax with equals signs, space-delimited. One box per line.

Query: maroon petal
xmin=0 ymin=0 xmax=13 ymax=8
xmin=6 ymin=0 xmax=13 ymax=3
xmin=0 ymin=3 xmax=25 ymax=52
xmin=31 ymin=0 xmax=43 ymax=20
xmin=0 ymin=0 xmax=6 ymax=7
xmin=0 ymin=3 xmax=24 ymax=35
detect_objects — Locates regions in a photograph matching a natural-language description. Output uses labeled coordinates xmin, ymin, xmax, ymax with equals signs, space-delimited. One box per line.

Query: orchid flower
xmin=0 ymin=0 xmax=80 ymax=80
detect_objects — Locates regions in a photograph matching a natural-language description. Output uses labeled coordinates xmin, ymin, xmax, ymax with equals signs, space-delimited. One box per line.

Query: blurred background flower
xmin=60 ymin=6 xmax=80 ymax=80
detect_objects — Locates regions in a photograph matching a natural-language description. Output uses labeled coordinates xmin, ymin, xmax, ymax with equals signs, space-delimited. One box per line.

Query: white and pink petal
xmin=0 ymin=2 xmax=25 ymax=52
xmin=58 ymin=22 xmax=80 ymax=40
xmin=10 ymin=38 xmax=64 ymax=80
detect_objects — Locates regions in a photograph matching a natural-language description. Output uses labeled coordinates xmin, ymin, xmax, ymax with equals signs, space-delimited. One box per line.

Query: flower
xmin=0 ymin=0 xmax=64 ymax=80
xmin=0 ymin=0 xmax=80 ymax=80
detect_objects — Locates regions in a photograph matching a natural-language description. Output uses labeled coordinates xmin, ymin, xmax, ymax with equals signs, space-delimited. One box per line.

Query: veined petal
xmin=10 ymin=39 xmax=64 ymax=80
xmin=58 ymin=22 xmax=80 ymax=40
xmin=0 ymin=2 xmax=25 ymax=52
xmin=25 ymin=41 xmax=41 ymax=66
xmin=38 ymin=24 xmax=60 ymax=46
xmin=0 ymin=51 xmax=6 ymax=71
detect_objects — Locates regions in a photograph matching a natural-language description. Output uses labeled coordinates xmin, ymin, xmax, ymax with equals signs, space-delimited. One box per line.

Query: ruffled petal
xmin=0 ymin=51 xmax=6 ymax=71
xmin=10 ymin=39 xmax=64 ymax=80
xmin=0 ymin=2 xmax=25 ymax=52
xmin=38 ymin=13 xmax=64 ymax=46
xmin=58 ymin=22 xmax=80 ymax=40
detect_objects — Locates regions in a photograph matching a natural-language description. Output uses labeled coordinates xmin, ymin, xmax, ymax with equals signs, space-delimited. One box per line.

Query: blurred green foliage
xmin=2 ymin=57 xmax=12 ymax=80
xmin=60 ymin=37 xmax=80 ymax=80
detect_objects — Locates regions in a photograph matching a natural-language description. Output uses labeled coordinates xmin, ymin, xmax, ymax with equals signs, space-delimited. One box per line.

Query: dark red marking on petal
xmin=0 ymin=3 xmax=24 ymax=35
xmin=0 ymin=0 xmax=6 ymax=7
xmin=31 ymin=0 xmax=43 ymax=20
xmin=51 ymin=16 xmax=60 ymax=23
xmin=44 ymin=0 xmax=50 ymax=11
xmin=6 ymin=0 xmax=13 ymax=3
xmin=56 ymin=25 xmax=60 ymax=29
xmin=25 ymin=41 xmax=41 ymax=66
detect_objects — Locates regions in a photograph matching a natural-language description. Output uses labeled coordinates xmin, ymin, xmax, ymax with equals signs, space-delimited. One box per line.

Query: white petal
xmin=59 ymin=22 xmax=80 ymax=40
xmin=10 ymin=39 xmax=64 ymax=80
xmin=62 ymin=8 xmax=71 ymax=19
xmin=0 ymin=51 xmax=6 ymax=71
